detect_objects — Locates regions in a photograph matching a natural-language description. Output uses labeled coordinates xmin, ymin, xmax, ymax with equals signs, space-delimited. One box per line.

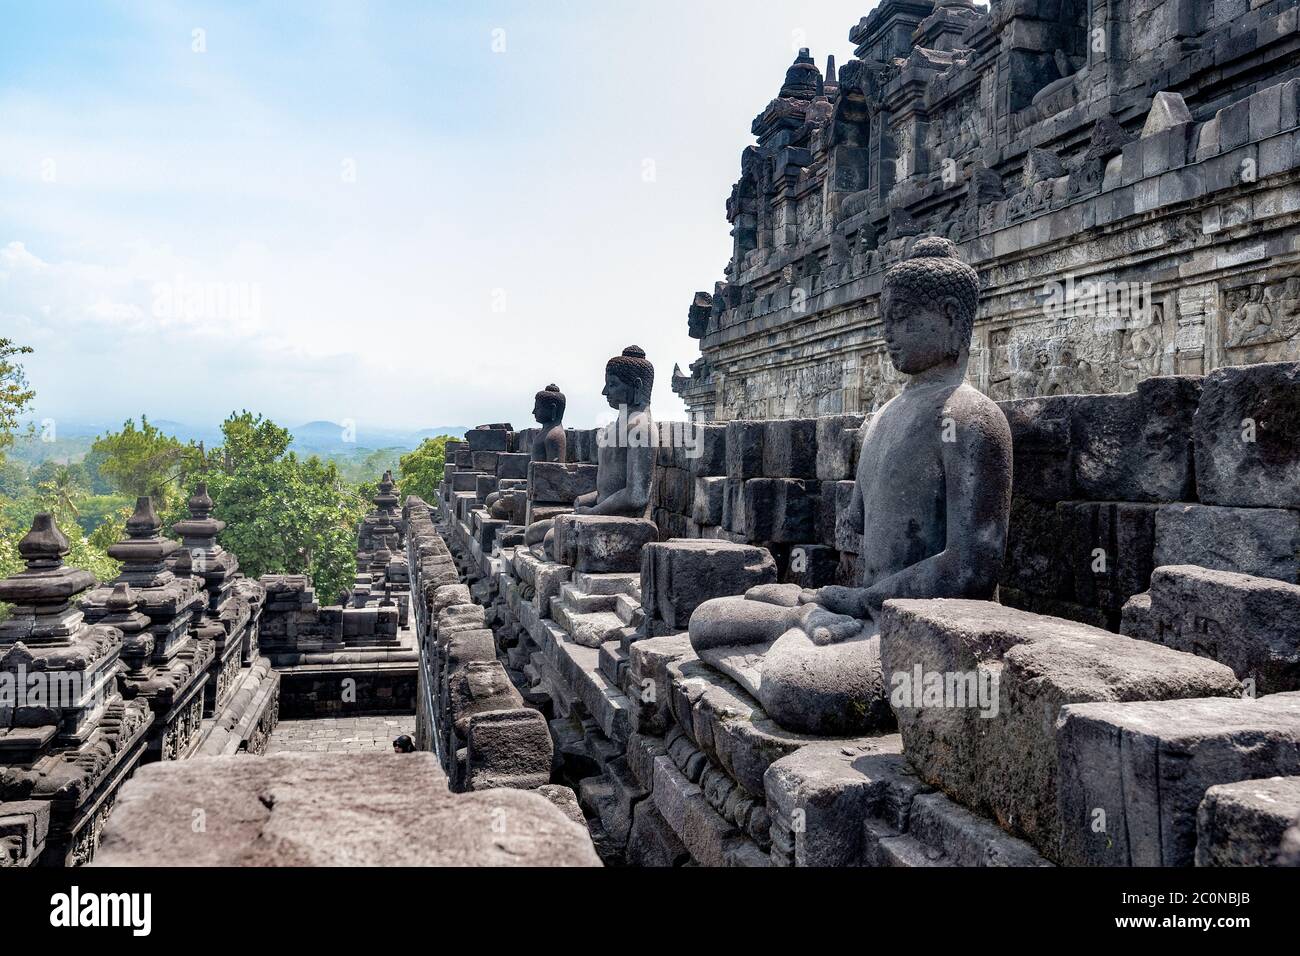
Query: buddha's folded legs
xmin=688 ymin=595 xmax=800 ymax=653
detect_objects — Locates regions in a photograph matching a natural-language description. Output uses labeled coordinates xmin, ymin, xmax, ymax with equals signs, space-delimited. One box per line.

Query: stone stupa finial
xmin=18 ymin=512 xmax=70 ymax=570
xmin=781 ymin=48 xmax=821 ymax=100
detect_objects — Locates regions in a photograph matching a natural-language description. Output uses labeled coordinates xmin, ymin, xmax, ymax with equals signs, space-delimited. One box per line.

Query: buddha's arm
xmin=863 ymin=404 xmax=1012 ymax=611
xmin=583 ymin=446 xmax=653 ymax=516
xmin=544 ymin=428 xmax=567 ymax=463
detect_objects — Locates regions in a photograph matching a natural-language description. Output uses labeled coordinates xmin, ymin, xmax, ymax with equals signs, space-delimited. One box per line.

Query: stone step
xmin=907 ymin=792 xmax=1052 ymax=867
xmin=572 ymin=571 xmax=641 ymax=596
xmin=599 ymin=639 xmax=630 ymax=687
xmin=559 ymin=583 xmax=618 ymax=614
xmin=867 ymin=829 xmax=954 ymax=868
xmin=615 ymin=592 xmax=641 ymax=626
xmin=552 ymin=602 xmax=626 ymax=649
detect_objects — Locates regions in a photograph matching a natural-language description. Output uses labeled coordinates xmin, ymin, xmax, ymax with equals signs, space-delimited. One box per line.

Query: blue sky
xmin=1 ymin=0 xmax=866 ymax=432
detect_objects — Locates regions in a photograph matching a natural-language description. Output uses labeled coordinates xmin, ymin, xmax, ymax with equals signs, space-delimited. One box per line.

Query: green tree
xmin=398 ymin=436 xmax=452 ymax=503
xmin=35 ymin=464 xmax=88 ymax=528
xmin=0 ymin=339 xmax=36 ymax=471
xmin=91 ymin=416 xmax=197 ymax=508
xmin=167 ymin=412 xmax=366 ymax=601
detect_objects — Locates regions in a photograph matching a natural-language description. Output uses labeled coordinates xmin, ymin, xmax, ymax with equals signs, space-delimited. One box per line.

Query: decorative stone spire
xmin=781 ymin=48 xmax=822 ymax=100
xmin=0 ymin=514 xmax=97 ymax=648
xmin=108 ymin=496 xmax=180 ymax=588
xmin=18 ymin=512 xmax=70 ymax=570
xmin=98 ymin=582 xmax=154 ymax=675
xmin=374 ymin=470 xmax=400 ymax=517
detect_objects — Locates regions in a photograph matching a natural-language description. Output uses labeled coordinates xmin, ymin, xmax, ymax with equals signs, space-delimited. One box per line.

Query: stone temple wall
xmin=428 ymin=358 xmax=1300 ymax=867
xmin=673 ymin=0 xmax=1300 ymax=421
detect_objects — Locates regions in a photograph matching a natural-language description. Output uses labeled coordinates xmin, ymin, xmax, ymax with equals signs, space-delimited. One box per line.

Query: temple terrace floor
xmin=264 ymin=716 xmax=417 ymax=755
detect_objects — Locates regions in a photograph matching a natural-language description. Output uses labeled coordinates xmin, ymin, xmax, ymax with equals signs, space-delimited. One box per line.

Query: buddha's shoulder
xmin=944 ymin=384 xmax=1012 ymax=440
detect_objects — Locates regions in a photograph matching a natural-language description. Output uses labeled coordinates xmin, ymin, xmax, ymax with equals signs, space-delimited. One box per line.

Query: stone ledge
xmin=95 ymin=752 xmax=601 ymax=866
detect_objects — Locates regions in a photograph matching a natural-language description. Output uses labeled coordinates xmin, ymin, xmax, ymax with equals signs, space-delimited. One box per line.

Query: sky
xmin=1 ymin=0 xmax=868 ymax=434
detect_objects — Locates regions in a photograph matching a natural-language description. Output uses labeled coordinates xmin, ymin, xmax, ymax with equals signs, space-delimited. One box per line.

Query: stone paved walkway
xmin=264 ymin=716 xmax=417 ymax=755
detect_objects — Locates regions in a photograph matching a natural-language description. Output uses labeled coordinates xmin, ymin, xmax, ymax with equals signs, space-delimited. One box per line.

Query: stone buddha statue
xmin=530 ymin=384 xmax=568 ymax=462
xmin=573 ymin=345 xmax=654 ymax=518
xmin=688 ymin=237 xmax=1013 ymax=735
xmin=526 ymin=345 xmax=656 ymax=554
xmin=489 ymin=383 xmax=567 ymax=520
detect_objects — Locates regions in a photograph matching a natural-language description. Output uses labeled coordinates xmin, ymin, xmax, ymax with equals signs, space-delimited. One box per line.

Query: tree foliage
xmin=166 ymin=412 xmax=366 ymax=601
xmin=398 ymin=436 xmax=452 ymax=504
xmin=90 ymin=415 xmax=197 ymax=508
xmin=0 ymin=339 xmax=35 ymax=470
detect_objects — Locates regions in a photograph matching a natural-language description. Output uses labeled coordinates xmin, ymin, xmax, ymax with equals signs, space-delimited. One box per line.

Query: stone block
xmin=722 ymin=479 xmax=746 ymax=535
xmin=1196 ymin=776 xmax=1300 ymax=867
xmin=658 ymin=467 xmax=691 ymax=515
xmin=1056 ymin=501 xmax=1159 ymax=622
xmin=436 ymin=603 xmax=487 ymax=642
xmin=879 ymin=599 xmax=1240 ymax=860
xmin=523 ymin=502 xmax=571 ymax=526
xmin=1000 ymin=497 xmax=1071 ymax=602
xmin=692 ymin=476 xmax=726 ymax=526
xmin=833 ymin=480 xmax=860 ymax=553
xmin=626 ymin=798 xmax=689 ymax=867
xmin=466 ymin=428 xmax=510 ymax=452
xmin=443 ymin=628 xmax=496 ymax=673
xmin=761 ymin=418 xmax=818 ymax=478
xmin=999 ymin=396 xmax=1074 ymax=503
xmin=471 ymin=451 xmax=499 ymax=475
xmin=94 ymin=753 xmax=599 ymax=866
xmin=474 ymin=474 xmax=497 ymax=502
xmin=1195 ymin=362 xmax=1300 ymax=509
xmin=527 ymin=461 xmax=599 ymax=504
xmin=1070 ymin=376 xmax=1200 ymax=502
xmin=815 ymin=414 xmax=865 ymax=482
xmin=450 ymin=472 xmax=479 ymax=493
xmin=686 ymin=424 xmax=728 ymax=478
xmin=447 ymin=660 xmax=524 ymax=737
xmin=464 ymin=709 xmax=554 ymax=791
xmin=764 ymin=736 xmax=912 ymax=867
xmin=725 ymin=421 xmax=765 ymax=480
xmin=1126 ymin=565 xmax=1300 ymax=693
xmin=1057 ymin=692 xmax=1300 ymax=866
xmin=640 ymin=540 xmax=778 ymax=632
xmin=742 ymin=479 xmax=816 ymax=543
xmin=1154 ymin=504 xmax=1300 ymax=583
xmin=496 ymin=453 xmax=531 ymax=480
xmin=784 ymin=544 xmax=839 ymax=588
xmin=554 ymin=515 xmax=658 ymax=573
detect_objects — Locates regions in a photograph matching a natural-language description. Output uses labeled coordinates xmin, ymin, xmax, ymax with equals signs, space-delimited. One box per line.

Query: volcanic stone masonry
xmin=420 ymin=290 xmax=1300 ymax=866
xmin=16 ymin=0 xmax=1300 ymax=869
xmin=0 ymin=490 xmax=278 ymax=867
xmin=672 ymin=0 xmax=1300 ymax=421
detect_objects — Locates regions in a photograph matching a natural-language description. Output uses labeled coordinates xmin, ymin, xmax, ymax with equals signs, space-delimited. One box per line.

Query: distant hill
xmin=288 ymin=422 xmax=468 ymax=454
xmin=16 ymin=418 xmax=469 ymax=456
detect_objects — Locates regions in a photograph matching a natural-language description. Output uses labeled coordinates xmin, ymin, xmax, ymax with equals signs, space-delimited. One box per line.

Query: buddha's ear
xmin=942 ymin=296 xmax=962 ymax=328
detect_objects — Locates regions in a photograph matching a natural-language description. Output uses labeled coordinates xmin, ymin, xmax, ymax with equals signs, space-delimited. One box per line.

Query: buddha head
xmin=602 ymin=345 xmax=654 ymax=409
xmin=880 ymin=236 xmax=980 ymax=375
xmin=532 ymin=383 xmax=566 ymax=426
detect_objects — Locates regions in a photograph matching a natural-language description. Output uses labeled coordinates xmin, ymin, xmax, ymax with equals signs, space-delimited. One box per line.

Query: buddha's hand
xmin=796 ymin=604 xmax=864 ymax=646
xmin=798 ymin=585 xmax=869 ymax=619
xmin=574 ymin=504 xmax=594 ymax=515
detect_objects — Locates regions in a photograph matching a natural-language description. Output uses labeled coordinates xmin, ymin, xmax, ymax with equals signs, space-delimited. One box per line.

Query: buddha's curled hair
xmin=884 ymin=236 xmax=981 ymax=341
xmin=606 ymin=345 xmax=655 ymax=392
